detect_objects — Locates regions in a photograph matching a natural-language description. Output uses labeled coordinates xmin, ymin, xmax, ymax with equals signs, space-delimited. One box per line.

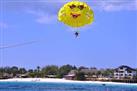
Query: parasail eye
xmin=78 ymin=5 xmax=84 ymax=10
xmin=70 ymin=4 xmax=76 ymax=9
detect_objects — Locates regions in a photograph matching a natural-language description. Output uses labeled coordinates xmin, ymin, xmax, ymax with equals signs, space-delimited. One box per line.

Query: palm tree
xmin=37 ymin=66 xmax=40 ymax=73
xmin=36 ymin=66 xmax=41 ymax=77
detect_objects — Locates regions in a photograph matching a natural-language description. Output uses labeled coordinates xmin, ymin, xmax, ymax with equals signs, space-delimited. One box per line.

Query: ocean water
xmin=0 ymin=82 xmax=137 ymax=91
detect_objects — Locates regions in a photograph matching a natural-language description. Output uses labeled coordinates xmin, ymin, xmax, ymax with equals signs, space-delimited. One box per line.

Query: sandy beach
xmin=0 ymin=78 xmax=137 ymax=86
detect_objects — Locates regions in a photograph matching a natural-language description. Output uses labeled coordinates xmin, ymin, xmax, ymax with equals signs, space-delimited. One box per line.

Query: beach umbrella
xmin=58 ymin=0 xmax=94 ymax=37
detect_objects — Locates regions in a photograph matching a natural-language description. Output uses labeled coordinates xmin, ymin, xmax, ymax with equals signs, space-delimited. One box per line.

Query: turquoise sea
xmin=0 ymin=82 xmax=137 ymax=91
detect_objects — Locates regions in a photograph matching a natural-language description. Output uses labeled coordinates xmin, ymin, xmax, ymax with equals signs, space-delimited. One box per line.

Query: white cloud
xmin=26 ymin=10 xmax=57 ymax=24
xmin=0 ymin=22 xmax=8 ymax=29
xmin=90 ymin=0 xmax=137 ymax=11
xmin=2 ymin=0 xmax=137 ymax=12
xmin=36 ymin=15 xmax=57 ymax=24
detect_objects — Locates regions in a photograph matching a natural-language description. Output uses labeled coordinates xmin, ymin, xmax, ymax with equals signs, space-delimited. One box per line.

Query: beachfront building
xmin=79 ymin=67 xmax=100 ymax=81
xmin=114 ymin=65 xmax=137 ymax=79
xmin=0 ymin=73 xmax=13 ymax=79
xmin=64 ymin=70 xmax=77 ymax=80
xmin=80 ymin=67 xmax=98 ymax=75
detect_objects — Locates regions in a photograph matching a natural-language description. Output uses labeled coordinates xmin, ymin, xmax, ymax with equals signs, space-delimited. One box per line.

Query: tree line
xmin=0 ymin=64 xmax=76 ymax=78
xmin=0 ymin=64 xmax=137 ymax=80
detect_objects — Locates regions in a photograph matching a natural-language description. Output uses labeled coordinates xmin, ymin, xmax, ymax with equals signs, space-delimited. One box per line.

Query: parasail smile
xmin=71 ymin=13 xmax=81 ymax=18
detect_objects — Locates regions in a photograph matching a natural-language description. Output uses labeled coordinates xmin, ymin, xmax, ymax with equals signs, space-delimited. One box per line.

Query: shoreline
xmin=0 ymin=78 xmax=137 ymax=86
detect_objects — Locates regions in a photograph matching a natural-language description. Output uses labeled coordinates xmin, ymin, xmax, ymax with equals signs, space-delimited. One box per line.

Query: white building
xmin=64 ymin=70 xmax=77 ymax=80
xmin=114 ymin=65 xmax=137 ymax=79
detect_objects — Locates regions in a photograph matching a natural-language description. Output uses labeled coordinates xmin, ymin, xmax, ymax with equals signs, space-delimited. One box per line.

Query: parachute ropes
xmin=58 ymin=0 xmax=94 ymax=37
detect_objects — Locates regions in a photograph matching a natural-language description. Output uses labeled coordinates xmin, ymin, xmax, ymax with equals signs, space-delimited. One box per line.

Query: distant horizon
xmin=0 ymin=64 xmax=136 ymax=70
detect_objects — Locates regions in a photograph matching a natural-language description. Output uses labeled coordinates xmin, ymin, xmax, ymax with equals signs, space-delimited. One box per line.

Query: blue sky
xmin=0 ymin=0 xmax=137 ymax=69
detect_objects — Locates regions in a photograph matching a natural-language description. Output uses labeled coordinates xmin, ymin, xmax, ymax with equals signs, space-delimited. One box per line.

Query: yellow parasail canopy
xmin=58 ymin=0 xmax=94 ymax=28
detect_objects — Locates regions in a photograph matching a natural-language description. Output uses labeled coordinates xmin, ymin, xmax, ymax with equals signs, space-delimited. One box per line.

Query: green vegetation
xmin=0 ymin=65 xmax=136 ymax=82
xmin=0 ymin=64 xmax=77 ymax=79
xmin=42 ymin=65 xmax=59 ymax=76
xmin=101 ymin=69 xmax=114 ymax=77
xmin=75 ymin=72 xmax=86 ymax=81
xmin=57 ymin=64 xmax=77 ymax=78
